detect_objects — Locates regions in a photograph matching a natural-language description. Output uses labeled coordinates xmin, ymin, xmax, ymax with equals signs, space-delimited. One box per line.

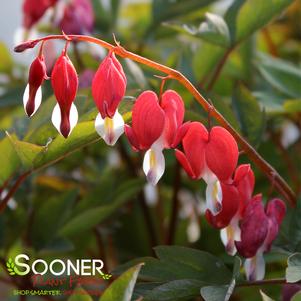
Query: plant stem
xmin=15 ymin=35 xmax=297 ymax=206
xmin=237 ymin=278 xmax=286 ymax=287
xmin=206 ymin=47 xmax=233 ymax=92
xmin=0 ymin=171 xmax=31 ymax=213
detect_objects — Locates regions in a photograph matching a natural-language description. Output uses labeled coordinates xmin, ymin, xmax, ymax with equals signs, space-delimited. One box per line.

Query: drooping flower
xmin=51 ymin=49 xmax=78 ymax=138
xmin=216 ymin=164 xmax=255 ymax=255
xmin=175 ymin=122 xmax=238 ymax=216
xmin=23 ymin=0 xmax=58 ymax=29
xmin=59 ymin=0 xmax=94 ymax=35
xmin=235 ymin=196 xmax=286 ymax=281
xmin=23 ymin=55 xmax=47 ymax=117
xmin=92 ymin=51 xmax=126 ymax=146
xmin=125 ymin=90 xmax=188 ymax=185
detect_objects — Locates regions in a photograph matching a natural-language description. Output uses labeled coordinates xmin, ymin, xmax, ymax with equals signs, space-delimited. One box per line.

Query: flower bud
xmin=51 ymin=50 xmax=78 ymax=138
xmin=23 ymin=55 xmax=47 ymax=117
xmin=92 ymin=51 xmax=126 ymax=119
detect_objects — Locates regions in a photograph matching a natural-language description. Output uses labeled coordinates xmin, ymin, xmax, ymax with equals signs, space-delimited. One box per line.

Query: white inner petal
xmin=244 ymin=252 xmax=265 ymax=281
xmin=23 ymin=84 xmax=29 ymax=112
xmin=143 ymin=141 xmax=165 ymax=186
xmin=220 ymin=218 xmax=241 ymax=256
xmin=51 ymin=103 xmax=78 ymax=137
xmin=204 ymin=171 xmax=223 ymax=216
xmin=95 ymin=110 xmax=124 ymax=146
xmin=23 ymin=84 xmax=41 ymax=117
xmin=69 ymin=102 xmax=78 ymax=135
xmin=51 ymin=103 xmax=62 ymax=135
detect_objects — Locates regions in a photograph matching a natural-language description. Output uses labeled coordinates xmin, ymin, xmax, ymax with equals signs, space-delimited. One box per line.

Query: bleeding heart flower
xmin=175 ymin=122 xmax=238 ymax=216
xmin=23 ymin=0 xmax=57 ymax=29
xmin=218 ymin=164 xmax=255 ymax=255
xmin=51 ymin=49 xmax=78 ymax=138
xmin=235 ymin=196 xmax=286 ymax=281
xmin=125 ymin=90 xmax=188 ymax=185
xmin=23 ymin=55 xmax=47 ymax=117
xmin=92 ymin=51 xmax=126 ymax=146
xmin=59 ymin=0 xmax=94 ymax=35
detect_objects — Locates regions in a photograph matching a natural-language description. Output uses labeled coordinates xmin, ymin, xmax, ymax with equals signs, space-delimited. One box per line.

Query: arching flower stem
xmin=14 ymin=34 xmax=296 ymax=206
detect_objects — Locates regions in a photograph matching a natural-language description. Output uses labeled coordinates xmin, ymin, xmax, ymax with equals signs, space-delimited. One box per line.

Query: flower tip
xmin=14 ymin=40 xmax=39 ymax=52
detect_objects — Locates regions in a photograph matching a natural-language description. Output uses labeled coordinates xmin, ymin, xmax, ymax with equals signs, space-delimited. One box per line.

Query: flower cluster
xmin=22 ymin=44 xmax=286 ymax=281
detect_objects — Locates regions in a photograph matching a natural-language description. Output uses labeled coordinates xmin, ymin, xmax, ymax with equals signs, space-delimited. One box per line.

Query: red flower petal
xmin=264 ymin=198 xmax=286 ymax=252
xmin=23 ymin=0 xmax=58 ymax=29
xmin=92 ymin=52 xmax=126 ymax=119
xmin=51 ymin=52 xmax=78 ymax=138
xmin=111 ymin=52 xmax=127 ymax=84
xmin=131 ymin=91 xmax=165 ymax=150
xmin=160 ymin=90 xmax=184 ymax=148
xmin=181 ymin=122 xmax=207 ymax=179
xmin=205 ymin=183 xmax=240 ymax=229
xmin=124 ymin=124 xmax=140 ymax=151
xmin=233 ymin=164 xmax=255 ymax=216
xmin=171 ymin=121 xmax=190 ymax=148
xmin=235 ymin=194 xmax=268 ymax=258
xmin=175 ymin=150 xmax=196 ymax=179
xmin=205 ymin=126 xmax=238 ymax=181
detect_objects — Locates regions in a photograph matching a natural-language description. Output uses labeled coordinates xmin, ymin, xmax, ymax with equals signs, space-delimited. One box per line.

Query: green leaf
xmin=32 ymin=190 xmax=77 ymax=250
xmin=0 ymin=136 xmax=21 ymax=185
xmin=7 ymin=132 xmax=44 ymax=170
xmin=152 ymin=0 xmax=215 ymax=23
xmin=165 ymin=13 xmax=230 ymax=47
xmin=201 ymin=285 xmax=232 ymax=301
xmin=286 ymin=253 xmax=301 ymax=283
xmin=200 ymin=257 xmax=241 ymax=301
xmin=225 ymin=0 xmax=294 ymax=44
xmin=260 ymin=290 xmax=275 ymax=301
xmin=256 ymin=53 xmax=301 ymax=98
xmin=67 ymin=286 xmax=93 ymax=301
xmin=144 ymin=279 xmax=205 ymax=301
xmin=192 ymin=43 xmax=225 ymax=82
xmin=154 ymin=246 xmax=232 ymax=284
xmin=59 ymin=178 xmax=144 ymax=236
xmin=99 ymin=264 xmax=142 ymax=301
xmin=232 ymin=84 xmax=265 ymax=146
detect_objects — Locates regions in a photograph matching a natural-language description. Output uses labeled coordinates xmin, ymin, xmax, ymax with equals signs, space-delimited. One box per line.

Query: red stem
xmin=0 ymin=172 xmax=31 ymax=213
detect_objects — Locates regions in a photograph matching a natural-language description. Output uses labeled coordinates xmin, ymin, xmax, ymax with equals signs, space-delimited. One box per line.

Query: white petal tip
xmin=143 ymin=147 xmax=165 ymax=186
xmin=51 ymin=102 xmax=78 ymax=138
xmin=23 ymin=84 xmax=42 ymax=117
xmin=95 ymin=111 xmax=124 ymax=146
